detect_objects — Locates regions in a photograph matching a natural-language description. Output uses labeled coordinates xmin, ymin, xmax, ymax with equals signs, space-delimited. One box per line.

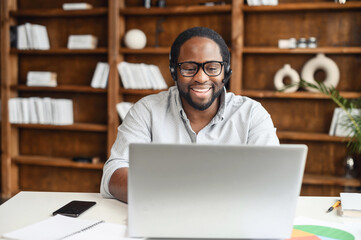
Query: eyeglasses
xmin=177 ymin=61 xmax=224 ymax=77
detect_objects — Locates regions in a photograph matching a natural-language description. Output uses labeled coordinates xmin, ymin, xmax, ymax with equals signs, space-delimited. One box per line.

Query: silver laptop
xmin=128 ymin=143 xmax=308 ymax=239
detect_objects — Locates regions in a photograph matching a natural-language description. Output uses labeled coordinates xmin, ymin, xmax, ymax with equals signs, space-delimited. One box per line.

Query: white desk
xmin=0 ymin=191 xmax=354 ymax=238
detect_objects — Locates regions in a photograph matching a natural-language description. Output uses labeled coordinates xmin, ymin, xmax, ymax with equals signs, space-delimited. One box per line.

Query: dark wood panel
xmin=280 ymin=139 xmax=348 ymax=176
xmin=19 ymin=129 xmax=107 ymax=159
xmin=19 ymin=165 xmax=102 ymax=192
xmin=242 ymin=54 xmax=361 ymax=92
xmin=17 ymin=16 xmax=108 ymax=48
xmin=257 ymin=98 xmax=336 ymax=133
xmin=124 ymin=14 xmax=231 ymax=47
xmin=301 ymin=184 xmax=347 ymax=197
xmin=124 ymin=0 xmax=232 ymax=7
xmin=19 ymin=92 xmax=107 ymax=124
xmin=18 ymin=0 xmax=107 ymax=9
xmin=19 ymin=55 xmax=107 ymax=86
xmin=244 ymin=11 xmax=361 ymax=47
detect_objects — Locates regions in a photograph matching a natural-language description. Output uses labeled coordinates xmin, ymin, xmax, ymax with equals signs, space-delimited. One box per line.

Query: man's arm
xmin=109 ymin=167 xmax=128 ymax=203
xmin=100 ymin=99 xmax=152 ymax=201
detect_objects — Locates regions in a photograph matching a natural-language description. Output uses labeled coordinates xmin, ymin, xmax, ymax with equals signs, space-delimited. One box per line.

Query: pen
xmin=326 ymin=200 xmax=341 ymax=213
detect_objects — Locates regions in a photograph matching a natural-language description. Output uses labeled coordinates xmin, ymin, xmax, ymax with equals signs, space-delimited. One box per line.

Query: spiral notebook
xmin=2 ymin=214 xmax=128 ymax=240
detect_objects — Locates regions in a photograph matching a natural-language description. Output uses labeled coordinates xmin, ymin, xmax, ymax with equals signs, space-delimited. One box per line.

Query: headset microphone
xmin=222 ymin=69 xmax=232 ymax=84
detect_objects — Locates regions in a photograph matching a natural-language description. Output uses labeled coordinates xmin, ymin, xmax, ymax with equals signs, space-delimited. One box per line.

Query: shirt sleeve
xmin=247 ymin=102 xmax=280 ymax=145
xmin=100 ymin=100 xmax=152 ymax=198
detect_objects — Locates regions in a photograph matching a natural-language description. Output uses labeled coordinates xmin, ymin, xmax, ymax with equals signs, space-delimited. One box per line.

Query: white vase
xmin=301 ymin=53 xmax=340 ymax=92
xmin=274 ymin=64 xmax=300 ymax=93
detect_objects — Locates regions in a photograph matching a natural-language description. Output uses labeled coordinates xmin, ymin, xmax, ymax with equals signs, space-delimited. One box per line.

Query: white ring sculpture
xmin=301 ymin=53 xmax=340 ymax=92
xmin=274 ymin=64 xmax=300 ymax=93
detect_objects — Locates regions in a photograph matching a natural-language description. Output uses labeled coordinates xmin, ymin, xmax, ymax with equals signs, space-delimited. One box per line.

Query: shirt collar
xmin=173 ymin=86 xmax=226 ymax=123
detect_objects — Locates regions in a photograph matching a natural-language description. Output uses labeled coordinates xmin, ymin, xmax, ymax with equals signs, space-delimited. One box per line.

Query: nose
xmin=193 ymin=67 xmax=209 ymax=83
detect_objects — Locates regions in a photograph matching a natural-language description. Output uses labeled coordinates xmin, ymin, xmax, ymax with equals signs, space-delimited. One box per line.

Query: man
xmin=101 ymin=27 xmax=279 ymax=202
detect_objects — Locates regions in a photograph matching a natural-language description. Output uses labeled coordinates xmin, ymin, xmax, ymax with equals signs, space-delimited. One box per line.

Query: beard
xmin=177 ymin=82 xmax=223 ymax=111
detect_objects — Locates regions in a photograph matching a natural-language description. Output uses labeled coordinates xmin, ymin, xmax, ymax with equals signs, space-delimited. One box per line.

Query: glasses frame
xmin=177 ymin=61 xmax=225 ymax=77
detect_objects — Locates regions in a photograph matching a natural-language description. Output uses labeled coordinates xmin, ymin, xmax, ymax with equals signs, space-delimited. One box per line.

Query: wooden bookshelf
xmin=1 ymin=0 xmax=360 ymax=197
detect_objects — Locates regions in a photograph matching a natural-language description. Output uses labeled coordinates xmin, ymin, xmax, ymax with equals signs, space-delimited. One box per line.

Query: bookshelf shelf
xmin=303 ymin=174 xmax=361 ymax=188
xmin=277 ymin=131 xmax=350 ymax=142
xmin=119 ymin=88 xmax=166 ymax=96
xmin=242 ymin=2 xmax=361 ymax=12
xmin=16 ymin=85 xmax=107 ymax=93
xmin=120 ymin=47 xmax=170 ymax=54
xmin=240 ymin=90 xmax=361 ymax=99
xmin=11 ymin=48 xmax=108 ymax=55
xmin=13 ymin=155 xmax=103 ymax=169
xmin=243 ymin=47 xmax=361 ymax=54
xmin=10 ymin=8 xmax=108 ymax=17
xmin=120 ymin=5 xmax=231 ymax=15
xmin=12 ymin=123 xmax=108 ymax=132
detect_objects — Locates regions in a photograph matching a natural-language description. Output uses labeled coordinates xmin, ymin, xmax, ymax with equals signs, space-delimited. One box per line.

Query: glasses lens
xmin=180 ymin=62 xmax=198 ymax=77
xmin=204 ymin=62 xmax=222 ymax=76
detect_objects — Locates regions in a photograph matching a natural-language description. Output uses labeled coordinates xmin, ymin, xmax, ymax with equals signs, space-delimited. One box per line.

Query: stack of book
xmin=329 ymin=107 xmax=361 ymax=137
xmin=340 ymin=193 xmax=361 ymax=218
xmin=116 ymin=102 xmax=134 ymax=121
xmin=246 ymin=0 xmax=278 ymax=5
xmin=16 ymin=23 xmax=50 ymax=50
xmin=26 ymin=71 xmax=57 ymax=87
xmin=8 ymin=97 xmax=74 ymax=125
xmin=62 ymin=2 xmax=93 ymax=10
xmin=67 ymin=35 xmax=98 ymax=49
xmin=117 ymin=61 xmax=168 ymax=90
xmin=90 ymin=62 xmax=109 ymax=88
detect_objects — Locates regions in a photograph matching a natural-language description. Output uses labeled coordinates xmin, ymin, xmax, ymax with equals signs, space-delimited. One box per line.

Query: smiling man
xmin=101 ymin=27 xmax=279 ymax=202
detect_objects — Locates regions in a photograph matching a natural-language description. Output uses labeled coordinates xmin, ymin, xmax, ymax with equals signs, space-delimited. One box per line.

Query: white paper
xmin=341 ymin=193 xmax=361 ymax=211
xmin=2 ymin=215 xmax=128 ymax=240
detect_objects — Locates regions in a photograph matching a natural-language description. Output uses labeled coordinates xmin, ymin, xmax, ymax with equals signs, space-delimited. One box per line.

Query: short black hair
xmin=170 ymin=27 xmax=230 ymax=68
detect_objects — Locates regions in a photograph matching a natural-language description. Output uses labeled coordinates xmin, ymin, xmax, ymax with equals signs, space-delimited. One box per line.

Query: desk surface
xmin=0 ymin=191 xmax=354 ymax=238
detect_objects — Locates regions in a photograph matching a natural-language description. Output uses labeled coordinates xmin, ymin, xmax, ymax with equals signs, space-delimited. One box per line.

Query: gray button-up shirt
xmin=101 ymin=86 xmax=279 ymax=198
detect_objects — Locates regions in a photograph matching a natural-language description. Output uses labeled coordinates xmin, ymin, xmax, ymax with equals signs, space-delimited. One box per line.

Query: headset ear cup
xmin=169 ymin=65 xmax=177 ymax=81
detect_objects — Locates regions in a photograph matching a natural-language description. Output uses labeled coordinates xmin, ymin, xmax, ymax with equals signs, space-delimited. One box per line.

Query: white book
xmin=329 ymin=108 xmax=342 ymax=136
xmin=99 ymin=63 xmax=109 ymax=88
xmin=17 ymin=25 xmax=28 ymax=49
xmin=129 ymin=63 xmax=144 ymax=89
xmin=43 ymin=97 xmax=53 ymax=124
xmin=33 ymin=97 xmax=45 ymax=124
xmin=24 ymin=23 xmax=34 ymax=49
xmin=62 ymin=3 xmax=93 ymax=10
xmin=117 ymin=62 xmax=132 ymax=89
xmin=8 ymin=98 xmax=18 ymax=123
xmin=140 ymin=64 xmax=155 ymax=89
xmin=116 ymin=102 xmax=134 ymax=120
xmin=58 ymin=99 xmax=74 ymax=125
xmin=20 ymin=98 xmax=30 ymax=124
xmin=33 ymin=24 xmax=50 ymax=50
xmin=334 ymin=108 xmax=361 ymax=137
xmin=67 ymin=35 xmax=98 ymax=49
xmin=28 ymin=97 xmax=38 ymax=124
xmin=31 ymin=24 xmax=40 ymax=49
xmin=91 ymin=62 xmax=106 ymax=88
xmin=149 ymin=64 xmax=167 ymax=90
xmin=27 ymin=71 xmax=57 ymax=87
xmin=124 ymin=62 xmax=137 ymax=89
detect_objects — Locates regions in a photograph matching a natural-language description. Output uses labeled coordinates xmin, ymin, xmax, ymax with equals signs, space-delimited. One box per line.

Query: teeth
xmin=191 ymin=87 xmax=210 ymax=92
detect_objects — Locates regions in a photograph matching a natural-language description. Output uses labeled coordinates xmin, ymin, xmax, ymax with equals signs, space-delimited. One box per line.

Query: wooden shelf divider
xmin=13 ymin=155 xmax=103 ymax=169
xmin=12 ymin=123 xmax=108 ymax=132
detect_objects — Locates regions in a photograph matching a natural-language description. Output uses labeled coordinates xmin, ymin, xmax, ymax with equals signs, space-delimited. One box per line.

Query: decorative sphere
xmin=124 ymin=29 xmax=147 ymax=49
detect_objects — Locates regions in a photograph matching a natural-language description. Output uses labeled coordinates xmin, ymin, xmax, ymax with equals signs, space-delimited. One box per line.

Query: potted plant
xmin=299 ymin=80 xmax=361 ymax=179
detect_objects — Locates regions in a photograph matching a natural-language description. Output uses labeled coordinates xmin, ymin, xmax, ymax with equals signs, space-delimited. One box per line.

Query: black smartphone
xmin=52 ymin=200 xmax=96 ymax=217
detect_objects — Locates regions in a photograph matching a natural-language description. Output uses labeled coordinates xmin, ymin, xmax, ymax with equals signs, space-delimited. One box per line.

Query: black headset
xmin=169 ymin=52 xmax=232 ymax=85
